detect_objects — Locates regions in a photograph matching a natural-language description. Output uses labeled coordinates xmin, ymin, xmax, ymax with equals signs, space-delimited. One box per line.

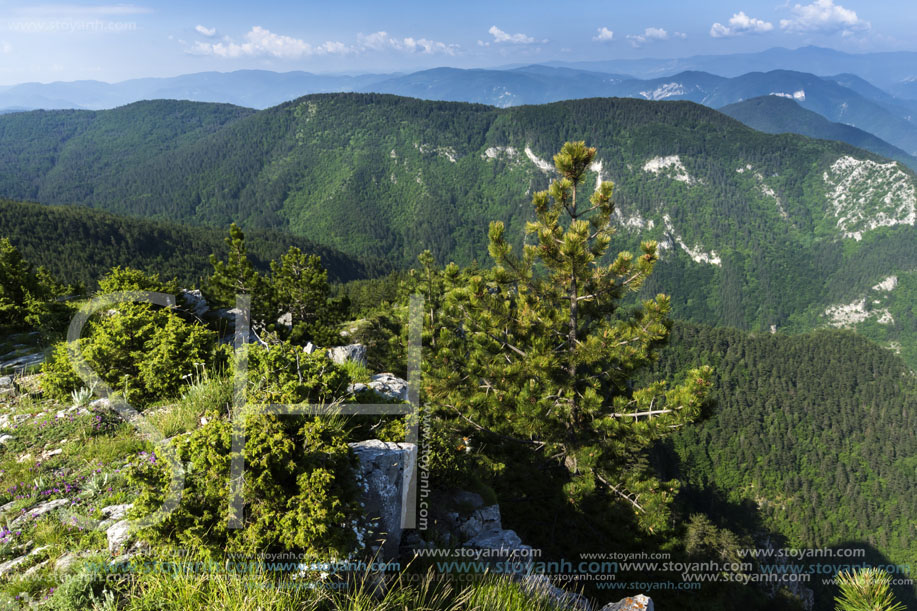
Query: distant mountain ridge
xmin=546 ymin=45 xmax=917 ymax=89
xmin=5 ymin=51 xmax=917 ymax=155
xmin=720 ymin=96 xmax=917 ymax=170
xmin=0 ymin=70 xmax=394 ymax=111
xmin=366 ymin=68 xmax=917 ymax=155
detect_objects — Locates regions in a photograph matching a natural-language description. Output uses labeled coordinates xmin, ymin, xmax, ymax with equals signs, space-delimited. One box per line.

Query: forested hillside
xmin=0 ymin=198 xmax=378 ymax=289
xmin=2 ymin=93 xmax=915 ymax=364
xmin=720 ymin=95 xmax=917 ymax=170
xmin=652 ymin=324 xmax=916 ymax=567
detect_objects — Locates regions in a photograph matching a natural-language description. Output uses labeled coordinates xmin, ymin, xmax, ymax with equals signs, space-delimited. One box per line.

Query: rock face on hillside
xmin=328 ymin=343 xmax=367 ymax=367
xmin=349 ymin=373 xmax=409 ymax=402
xmin=349 ymin=440 xmax=416 ymax=560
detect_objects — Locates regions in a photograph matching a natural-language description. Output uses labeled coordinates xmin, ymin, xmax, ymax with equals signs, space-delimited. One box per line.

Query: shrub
xmin=244 ymin=341 xmax=349 ymax=405
xmin=129 ymin=413 xmax=363 ymax=560
xmin=40 ymin=267 xmax=216 ymax=407
xmin=128 ymin=342 xmax=364 ymax=560
xmin=41 ymin=342 xmax=84 ymax=403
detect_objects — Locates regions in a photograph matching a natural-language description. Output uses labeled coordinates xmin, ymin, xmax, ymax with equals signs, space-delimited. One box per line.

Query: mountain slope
xmin=651 ymin=323 xmax=917 ymax=609
xmin=0 ymin=100 xmax=254 ymax=202
xmin=720 ymin=96 xmax=917 ymax=170
xmin=1 ymin=93 xmax=916 ymax=362
xmin=0 ymin=198 xmax=378 ymax=288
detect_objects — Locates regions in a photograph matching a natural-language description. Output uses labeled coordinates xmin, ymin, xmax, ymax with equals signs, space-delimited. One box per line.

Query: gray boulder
xmin=54 ymin=552 xmax=82 ymax=573
xmin=463 ymin=527 xmax=524 ymax=550
xmin=11 ymin=498 xmax=70 ymax=527
xmin=350 ymin=373 xmax=409 ymax=402
xmin=99 ymin=503 xmax=133 ymax=530
xmin=179 ymin=290 xmax=209 ymax=318
xmin=277 ymin=312 xmax=293 ymax=331
xmin=328 ymin=344 xmax=367 ymax=367
xmin=459 ymin=505 xmax=502 ymax=539
xmin=106 ymin=520 xmax=131 ymax=555
xmin=349 ymin=440 xmax=416 ymax=560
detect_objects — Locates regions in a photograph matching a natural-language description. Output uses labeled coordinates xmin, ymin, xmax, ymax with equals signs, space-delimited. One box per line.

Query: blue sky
xmin=0 ymin=0 xmax=912 ymax=84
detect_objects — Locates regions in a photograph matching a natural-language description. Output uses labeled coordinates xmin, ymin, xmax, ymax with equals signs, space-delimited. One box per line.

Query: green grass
xmin=106 ymin=559 xmax=573 ymax=611
xmin=144 ymin=376 xmax=233 ymax=439
xmin=338 ymin=360 xmax=373 ymax=384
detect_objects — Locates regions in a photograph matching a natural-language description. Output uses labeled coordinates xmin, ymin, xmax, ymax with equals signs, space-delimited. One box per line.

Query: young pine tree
xmin=835 ymin=568 xmax=905 ymax=611
xmin=207 ymin=223 xmax=264 ymax=302
xmin=0 ymin=237 xmax=67 ymax=330
xmin=424 ymin=142 xmax=712 ymax=531
xmin=270 ymin=247 xmax=348 ymax=346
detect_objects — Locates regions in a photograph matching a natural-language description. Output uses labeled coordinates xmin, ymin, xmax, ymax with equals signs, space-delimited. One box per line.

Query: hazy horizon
xmin=0 ymin=0 xmax=914 ymax=86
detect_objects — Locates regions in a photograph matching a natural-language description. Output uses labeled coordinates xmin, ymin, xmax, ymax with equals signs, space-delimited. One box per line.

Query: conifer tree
xmin=270 ymin=247 xmax=348 ymax=346
xmin=424 ymin=142 xmax=712 ymax=531
xmin=835 ymin=568 xmax=905 ymax=611
xmin=0 ymin=237 xmax=67 ymax=330
xmin=206 ymin=223 xmax=265 ymax=307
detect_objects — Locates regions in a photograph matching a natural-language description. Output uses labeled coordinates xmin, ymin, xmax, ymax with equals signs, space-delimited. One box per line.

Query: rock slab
xmin=349 ymin=440 xmax=416 ymax=560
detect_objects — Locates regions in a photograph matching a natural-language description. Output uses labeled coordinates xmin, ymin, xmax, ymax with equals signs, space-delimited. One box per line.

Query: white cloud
xmin=191 ymin=26 xmax=457 ymax=59
xmin=710 ymin=12 xmax=774 ymax=38
xmin=357 ymin=31 xmax=458 ymax=55
xmin=779 ymin=0 xmax=869 ymax=34
xmin=0 ymin=42 xmax=11 ymax=54
xmin=593 ymin=27 xmax=614 ymax=42
xmin=195 ymin=25 xmax=216 ymax=37
xmin=627 ymin=27 xmax=686 ymax=47
xmin=488 ymin=25 xmax=537 ymax=44
xmin=191 ymin=26 xmax=327 ymax=59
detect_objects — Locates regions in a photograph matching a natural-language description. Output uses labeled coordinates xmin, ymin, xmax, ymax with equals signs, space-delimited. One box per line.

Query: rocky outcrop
xmin=99 ymin=503 xmax=133 ymax=530
xmin=106 ymin=520 xmax=132 ymax=555
xmin=0 ymin=545 xmax=49 ymax=577
xmin=328 ymin=344 xmax=367 ymax=367
xmin=349 ymin=373 xmax=409 ymax=402
xmin=758 ymin=536 xmax=814 ymax=610
xmin=349 ymin=440 xmax=416 ymax=560
xmin=179 ymin=289 xmax=209 ymax=318
xmin=10 ymin=498 xmax=70 ymax=527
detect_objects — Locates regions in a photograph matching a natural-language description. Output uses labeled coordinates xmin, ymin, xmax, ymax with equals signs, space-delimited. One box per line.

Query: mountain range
xmin=366 ymin=68 xmax=917 ymax=155
xmin=1 ymin=83 xmax=916 ymax=606
xmin=6 ymin=47 xmax=917 ymax=160
xmin=546 ymin=45 xmax=917 ymax=89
